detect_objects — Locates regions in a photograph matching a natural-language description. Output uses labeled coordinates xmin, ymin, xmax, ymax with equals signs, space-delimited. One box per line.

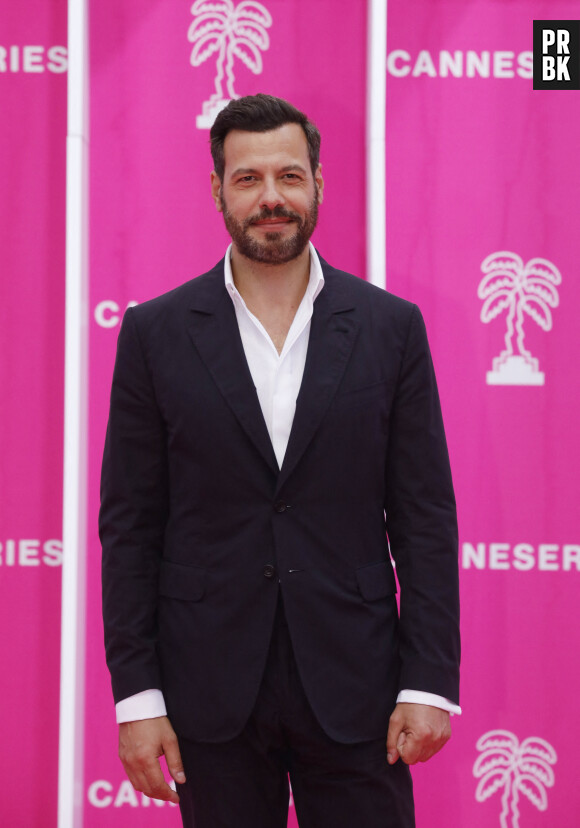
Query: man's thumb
xmin=386 ymin=722 xmax=401 ymax=765
xmin=165 ymin=739 xmax=186 ymax=784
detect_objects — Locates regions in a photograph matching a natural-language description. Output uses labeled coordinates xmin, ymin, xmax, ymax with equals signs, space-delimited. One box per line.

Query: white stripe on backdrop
xmin=58 ymin=0 xmax=89 ymax=825
xmin=366 ymin=0 xmax=387 ymax=289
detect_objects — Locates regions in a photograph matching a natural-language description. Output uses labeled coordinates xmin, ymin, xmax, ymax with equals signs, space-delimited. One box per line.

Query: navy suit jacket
xmin=100 ymin=255 xmax=460 ymax=744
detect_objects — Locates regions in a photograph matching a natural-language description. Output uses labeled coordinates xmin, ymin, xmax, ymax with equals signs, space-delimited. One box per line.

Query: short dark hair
xmin=210 ymin=93 xmax=321 ymax=181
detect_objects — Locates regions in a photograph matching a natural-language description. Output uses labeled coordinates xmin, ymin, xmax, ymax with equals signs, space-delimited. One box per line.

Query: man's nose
xmin=259 ymin=178 xmax=285 ymax=210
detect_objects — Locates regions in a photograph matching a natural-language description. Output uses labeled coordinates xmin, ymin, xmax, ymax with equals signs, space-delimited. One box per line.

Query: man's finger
xmin=123 ymin=768 xmax=144 ymax=796
xmin=164 ymin=732 xmax=186 ymax=786
xmin=124 ymin=759 xmax=180 ymax=804
xmin=142 ymin=759 xmax=180 ymax=804
xmin=398 ymin=733 xmax=422 ymax=765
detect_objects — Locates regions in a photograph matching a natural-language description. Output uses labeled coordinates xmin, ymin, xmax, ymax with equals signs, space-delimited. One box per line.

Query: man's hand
xmin=118 ymin=716 xmax=185 ymax=803
xmin=386 ymin=703 xmax=451 ymax=765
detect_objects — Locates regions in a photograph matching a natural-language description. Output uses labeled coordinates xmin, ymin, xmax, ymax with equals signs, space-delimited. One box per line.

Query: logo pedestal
xmin=486 ymin=355 xmax=545 ymax=386
xmin=196 ymin=98 xmax=232 ymax=130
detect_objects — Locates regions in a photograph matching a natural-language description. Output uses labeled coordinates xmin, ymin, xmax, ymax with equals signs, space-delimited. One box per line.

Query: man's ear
xmin=315 ymin=164 xmax=324 ymax=205
xmin=210 ymin=171 xmax=223 ymax=211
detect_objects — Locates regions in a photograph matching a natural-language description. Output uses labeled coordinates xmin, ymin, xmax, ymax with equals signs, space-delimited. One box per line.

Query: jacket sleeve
xmin=384 ymin=304 xmax=460 ymax=704
xmin=100 ymin=307 xmax=169 ymax=703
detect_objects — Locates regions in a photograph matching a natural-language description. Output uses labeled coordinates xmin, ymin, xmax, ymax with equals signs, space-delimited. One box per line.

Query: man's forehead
xmin=222 ymin=123 xmax=309 ymax=170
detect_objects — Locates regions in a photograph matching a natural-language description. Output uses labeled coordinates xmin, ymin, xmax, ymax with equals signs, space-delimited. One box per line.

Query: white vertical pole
xmin=366 ymin=0 xmax=387 ymax=288
xmin=58 ymin=0 xmax=89 ymax=825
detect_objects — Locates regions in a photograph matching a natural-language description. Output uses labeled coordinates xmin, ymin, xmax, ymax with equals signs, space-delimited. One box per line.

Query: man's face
xmin=211 ymin=123 xmax=324 ymax=265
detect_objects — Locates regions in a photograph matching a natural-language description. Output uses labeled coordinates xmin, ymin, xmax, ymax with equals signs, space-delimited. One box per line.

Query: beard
xmin=220 ymin=190 xmax=319 ymax=265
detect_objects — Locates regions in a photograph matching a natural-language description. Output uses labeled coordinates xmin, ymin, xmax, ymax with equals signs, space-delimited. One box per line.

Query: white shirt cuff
xmin=397 ymin=689 xmax=462 ymax=715
xmin=115 ymin=689 xmax=167 ymax=724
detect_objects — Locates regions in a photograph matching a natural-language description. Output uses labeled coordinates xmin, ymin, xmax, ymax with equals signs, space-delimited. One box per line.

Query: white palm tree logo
xmin=188 ymin=0 xmax=273 ymax=129
xmin=478 ymin=251 xmax=561 ymax=385
xmin=473 ymin=730 xmax=557 ymax=828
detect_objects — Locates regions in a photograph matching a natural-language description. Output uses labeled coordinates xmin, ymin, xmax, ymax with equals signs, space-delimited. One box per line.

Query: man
xmin=100 ymin=94 xmax=460 ymax=828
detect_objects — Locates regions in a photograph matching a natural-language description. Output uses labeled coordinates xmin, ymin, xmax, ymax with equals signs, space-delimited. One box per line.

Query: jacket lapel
xmin=276 ymin=265 xmax=359 ymax=493
xmin=186 ymin=264 xmax=279 ymax=475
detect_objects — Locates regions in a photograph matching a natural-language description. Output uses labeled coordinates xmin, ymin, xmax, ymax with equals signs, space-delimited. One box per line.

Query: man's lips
xmin=252 ymin=217 xmax=294 ymax=227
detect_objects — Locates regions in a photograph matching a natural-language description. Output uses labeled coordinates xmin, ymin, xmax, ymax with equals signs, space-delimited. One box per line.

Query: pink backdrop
xmin=2 ymin=0 xmax=578 ymax=825
xmin=0 ymin=2 xmax=67 ymax=825
xmin=386 ymin=2 xmax=580 ymax=826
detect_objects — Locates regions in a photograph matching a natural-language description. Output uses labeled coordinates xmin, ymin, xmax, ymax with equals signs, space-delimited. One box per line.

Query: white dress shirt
xmin=115 ymin=243 xmax=461 ymax=723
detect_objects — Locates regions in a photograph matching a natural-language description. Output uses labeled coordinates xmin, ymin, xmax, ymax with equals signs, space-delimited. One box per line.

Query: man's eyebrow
xmin=279 ymin=164 xmax=307 ymax=174
xmin=231 ymin=167 xmax=259 ymax=177
xmin=230 ymin=164 xmax=308 ymax=177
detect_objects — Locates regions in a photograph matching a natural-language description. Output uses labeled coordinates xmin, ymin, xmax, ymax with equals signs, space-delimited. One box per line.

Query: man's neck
xmin=230 ymin=245 xmax=310 ymax=310
xmin=230 ymin=245 xmax=311 ymax=355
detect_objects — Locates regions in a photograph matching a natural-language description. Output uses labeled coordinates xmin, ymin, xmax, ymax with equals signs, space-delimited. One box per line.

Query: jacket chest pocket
xmin=331 ymin=379 xmax=391 ymax=413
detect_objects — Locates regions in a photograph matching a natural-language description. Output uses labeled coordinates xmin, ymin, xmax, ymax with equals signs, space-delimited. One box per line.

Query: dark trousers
xmin=176 ymin=601 xmax=415 ymax=828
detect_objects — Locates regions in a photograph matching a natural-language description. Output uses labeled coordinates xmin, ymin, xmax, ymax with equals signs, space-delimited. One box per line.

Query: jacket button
xmin=263 ymin=564 xmax=276 ymax=579
xmin=274 ymin=501 xmax=287 ymax=513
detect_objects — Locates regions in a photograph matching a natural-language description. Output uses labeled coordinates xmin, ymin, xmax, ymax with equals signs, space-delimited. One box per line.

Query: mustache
xmin=245 ymin=206 xmax=302 ymax=228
